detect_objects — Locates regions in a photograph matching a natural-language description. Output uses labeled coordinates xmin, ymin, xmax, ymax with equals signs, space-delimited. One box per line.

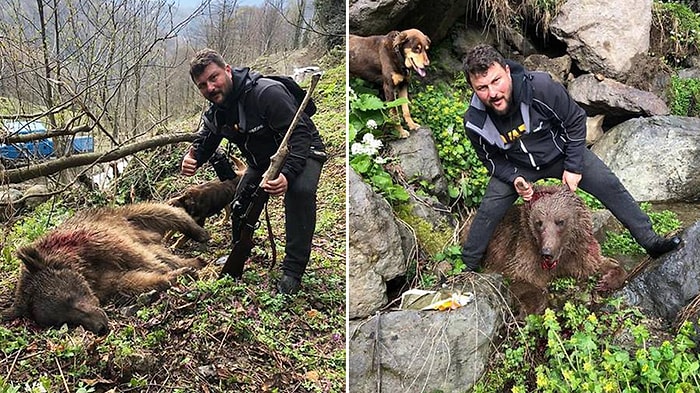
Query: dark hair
xmin=463 ymin=44 xmax=507 ymax=82
xmin=189 ymin=48 xmax=227 ymax=81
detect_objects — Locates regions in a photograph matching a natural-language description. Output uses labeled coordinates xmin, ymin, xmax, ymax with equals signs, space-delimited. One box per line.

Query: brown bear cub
xmin=3 ymin=203 xmax=210 ymax=335
xmin=464 ymin=185 xmax=627 ymax=316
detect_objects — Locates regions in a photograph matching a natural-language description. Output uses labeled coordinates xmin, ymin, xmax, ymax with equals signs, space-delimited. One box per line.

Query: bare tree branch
xmin=1 ymin=133 xmax=195 ymax=184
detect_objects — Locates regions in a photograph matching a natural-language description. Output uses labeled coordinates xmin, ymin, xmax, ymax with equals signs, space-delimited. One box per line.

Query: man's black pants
xmin=461 ymin=149 xmax=660 ymax=269
xmin=235 ymin=157 xmax=323 ymax=280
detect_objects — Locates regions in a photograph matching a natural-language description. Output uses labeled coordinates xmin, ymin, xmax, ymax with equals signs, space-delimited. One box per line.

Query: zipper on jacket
xmin=244 ymin=134 xmax=259 ymax=167
xmin=518 ymin=139 xmax=539 ymax=170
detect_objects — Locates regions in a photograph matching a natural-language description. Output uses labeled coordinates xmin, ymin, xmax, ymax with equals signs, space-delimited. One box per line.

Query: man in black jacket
xmin=460 ymin=44 xmax=681 ymax=271
xmin=181 ymin=48 xmax=326 ymax=294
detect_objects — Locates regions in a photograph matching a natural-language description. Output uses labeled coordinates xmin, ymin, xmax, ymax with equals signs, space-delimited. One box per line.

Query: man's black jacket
xmin=463 ymin=60 xmax=587 ymax=184
xmin=192 ymin=67 xmax=325 ymax=184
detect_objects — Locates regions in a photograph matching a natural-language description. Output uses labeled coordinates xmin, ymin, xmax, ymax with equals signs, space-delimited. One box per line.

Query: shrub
xmin=651 ymin=1 xmax=700 ymax=66
xmin=472 ymin=300 xmax=700 ymax=393
xmin=668 ymin=75 xmax=700 ymax=116
xmin=348 ymin=80 xmax=410 ymax=205
xmin=410 ymin=77 xmax=489 ymax=208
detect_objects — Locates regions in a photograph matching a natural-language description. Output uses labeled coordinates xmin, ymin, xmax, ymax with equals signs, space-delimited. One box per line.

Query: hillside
xmin=0 ymin=55 xmax=346 ymax=392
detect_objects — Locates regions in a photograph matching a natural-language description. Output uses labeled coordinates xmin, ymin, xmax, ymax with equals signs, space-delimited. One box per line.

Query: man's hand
xmin=562 ymin=170 xmax=582 ymax=192
xmin=181 ymin=148 xmax=198 ymax=177
xmin=262 ymin=174 xmax=288 ymax=196
xmin=514 ymin=177 xmax=533 ymax=201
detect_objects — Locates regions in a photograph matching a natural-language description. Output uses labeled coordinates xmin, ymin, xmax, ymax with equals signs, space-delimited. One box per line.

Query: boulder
xmin=349 ymin=0 xmax=468 ymax=43
xmin=591 ymin=116 xmax=700 ymax=202
xmin=551 ymin=0 xmax=651 ymax=79
xmin=387 ymin=127 xmax=449 ymax=202
xmin=619 ymin=221 xmax=700 ymax=323
xmin=523 ymin=54 xmax=572 ymax=85
xmin=568 ymin=74 xmax=669 ymax=123
xmin=23 ymin=184 xmax=50 ymax=209
xmin=585 ymin=114 xmax=605 ymax=146
xmin=349 ymin=0 xmax=418 ymax=35
xmin=349 ymin=274 xmax=508 ymax=393
xmin=349 ymin=168 xmax=408 ymax=319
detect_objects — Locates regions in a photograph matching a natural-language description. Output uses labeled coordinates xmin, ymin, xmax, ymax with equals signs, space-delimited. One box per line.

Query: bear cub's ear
xmin=16 ymin=246 xmax=46 ymax=273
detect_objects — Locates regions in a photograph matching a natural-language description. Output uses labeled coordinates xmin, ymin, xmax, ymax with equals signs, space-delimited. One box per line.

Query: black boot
xmin=461 ymin=248 xmax=482 ymax=272
xmin=646 ymin=236 xmax=682 ymax=258
xmin=277 ymin=275 xmax=301 ymax=295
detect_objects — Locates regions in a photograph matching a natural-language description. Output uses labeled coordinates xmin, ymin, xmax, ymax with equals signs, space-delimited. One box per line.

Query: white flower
xmin=374 ymin=156 xmax=387 ymax=164
xmin=362 ymin=133 xmax=383 ymax=152
xmin=351 ymin=133 xmax=385 ymax=157
xmin=351 ymin=142 xmax=368 ymax=156
xmin=366 ymin=119 xmax=378 ymax=130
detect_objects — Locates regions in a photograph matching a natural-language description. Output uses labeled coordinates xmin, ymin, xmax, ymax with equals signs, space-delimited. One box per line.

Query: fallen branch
xmin=1 ymin=133 xmax=196 ymax=184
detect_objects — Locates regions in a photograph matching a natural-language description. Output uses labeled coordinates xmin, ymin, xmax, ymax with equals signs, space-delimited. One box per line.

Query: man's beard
xmin=489 ymin=95 xmax=511 ymax=116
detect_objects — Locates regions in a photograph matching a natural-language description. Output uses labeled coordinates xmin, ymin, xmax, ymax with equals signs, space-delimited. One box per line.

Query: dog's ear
xmin=392 ymin=31 xmax=408 ymax=50
xmin=229 ymin=155 xmax=247 ymax=175
xmin=167 ymin=196 xmax=185 ymax=209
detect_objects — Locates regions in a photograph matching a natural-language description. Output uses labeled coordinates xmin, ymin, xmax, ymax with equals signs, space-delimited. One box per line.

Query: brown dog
xmin=166 ymin=155 xmax=246 ymax=248
xmin=4 ymin=202 xmax=209 ymax=335
xmin=349 ymin=29 xmax=431 ymax=138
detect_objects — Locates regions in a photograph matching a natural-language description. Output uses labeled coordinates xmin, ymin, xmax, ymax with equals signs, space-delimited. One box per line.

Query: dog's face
xmin=394 ymin=29 xmax=431 ymax=77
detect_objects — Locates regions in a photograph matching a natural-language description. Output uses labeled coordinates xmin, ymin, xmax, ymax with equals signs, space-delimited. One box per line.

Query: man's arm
xmin=547 ymin=78 xmax=588 ymax=175
xmin=181 ymin=116 xmax=223 ymax=176
xmin=466 ymin=131 xmax=522 ymax=185
xmin=259 ymin=83 xmax=314 ymax=185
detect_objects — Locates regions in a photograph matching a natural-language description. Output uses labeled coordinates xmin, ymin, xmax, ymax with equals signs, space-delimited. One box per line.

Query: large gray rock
xmin=348 ymin=0 xmax=467 ymax=43
xmin=349 ymin=275 xmax=508 ymax=393
xmin=23 ymin=184 xmax=50 ymax=209
xmin=396 ymin=0 xmax=469 ymax=44
xmin=348 ymin=0 xmax=418 ymax=35
xmin=551 ymin=0 xmax=651 ymax=79
xmin=619 ymin=221 xmax=700 ymax=322
xmin=523 ymin=54 xmax=572 ymax=85
xmin=569 ymin=74 xmax=669 ymax=121
xmin=451 ymin=25 xmax=500 ymax=61
xmin=388 ymin=127 xmax=449 ymax=202
xmin=591 ymin=116 xmax=700 ymax=202
xmin=349 ymin=168 xmax=407 ymax=319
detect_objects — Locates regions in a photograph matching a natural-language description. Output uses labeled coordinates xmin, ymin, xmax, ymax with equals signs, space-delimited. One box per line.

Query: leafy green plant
xmin=348 ymin=81 xmax=410 ymax=205
xmin=652 ymin=1 xmax=700 ymax=65
xmin=434 ymin=245 xmax=466 ymax=274
xmin=410 ymin=78 xmax=489 ymax=207
xmin=472 ymin=301 xmax=700 ymax=393
xmin=668 ymin=75 xmax=700 ymax=116
xmin=601 ymin=203 xmax=681 ymax=257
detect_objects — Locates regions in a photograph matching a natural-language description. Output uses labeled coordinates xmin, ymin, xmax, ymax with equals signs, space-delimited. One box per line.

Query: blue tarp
xmin=1 ymin=121 xmax=94 ymax=160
